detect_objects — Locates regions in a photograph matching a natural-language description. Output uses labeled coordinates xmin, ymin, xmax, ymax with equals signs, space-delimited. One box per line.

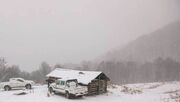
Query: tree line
xmin=95 ymin=57 xmax=180 ymax=84
xmin=0 ymin=58 xmax=53 ymax=83
xmin=0 ymin=57 xmax=180 ymax=84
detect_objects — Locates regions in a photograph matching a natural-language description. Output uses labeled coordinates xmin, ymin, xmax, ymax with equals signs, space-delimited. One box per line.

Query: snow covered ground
xmin=0 ymin=82 xmax=180 ymax=102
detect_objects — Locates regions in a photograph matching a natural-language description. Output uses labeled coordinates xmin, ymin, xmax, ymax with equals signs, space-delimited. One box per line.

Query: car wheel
xmin=25 ymin=84 xmax=31 ymax=89
xmin=4 ymin=85 xmax=11 ymax=91
xmin=65 ymin=91 xmax=70 ymax=99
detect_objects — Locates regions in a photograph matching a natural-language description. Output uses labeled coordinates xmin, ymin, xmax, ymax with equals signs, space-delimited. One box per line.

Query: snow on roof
xmin=46 ymin=68 xmax=102 ymax=85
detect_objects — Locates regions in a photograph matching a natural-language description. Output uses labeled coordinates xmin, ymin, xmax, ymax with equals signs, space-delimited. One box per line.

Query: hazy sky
xmin=0 ymin=0 xmax=180 ymax=72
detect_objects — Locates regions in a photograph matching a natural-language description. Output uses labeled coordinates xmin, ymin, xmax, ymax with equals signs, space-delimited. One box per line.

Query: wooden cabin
xmin=46 ymin=68 xmax=110 ymax=95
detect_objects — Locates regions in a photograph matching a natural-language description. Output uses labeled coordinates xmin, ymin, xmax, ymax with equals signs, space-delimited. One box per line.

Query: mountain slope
xmin=101 ymin=20 xmax=180 ymax=63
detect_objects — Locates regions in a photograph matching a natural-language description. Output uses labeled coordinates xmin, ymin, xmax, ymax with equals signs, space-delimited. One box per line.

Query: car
xmin=49 ymin=78 xmax=87 ymax=99
xmin=0 ymin=78 xmax=35 ymax=91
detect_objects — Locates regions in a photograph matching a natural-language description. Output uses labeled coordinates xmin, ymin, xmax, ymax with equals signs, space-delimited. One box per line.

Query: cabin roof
xmin=46 ymin=68 xmax=107 ymax=85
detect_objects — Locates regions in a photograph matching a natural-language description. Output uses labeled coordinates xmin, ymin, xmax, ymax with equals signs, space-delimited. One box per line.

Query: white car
xmin=0 ymin=78 xmax=35 ymax=91
xmin=49 ymin=78 xmax=87 ymax=99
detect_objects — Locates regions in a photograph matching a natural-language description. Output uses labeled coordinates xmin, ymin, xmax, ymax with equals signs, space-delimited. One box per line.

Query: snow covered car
xmin=0 ymin=78 xmax=35 ymax=91
xmin=49 ymin=78 xmax=87 ymax=99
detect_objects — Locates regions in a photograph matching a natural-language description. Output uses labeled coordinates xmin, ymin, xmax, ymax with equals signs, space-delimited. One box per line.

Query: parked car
xmin=0 ymin=78 xmax=35 ymax=91
xmin=49 ymin=78 xmax=87 ymax=99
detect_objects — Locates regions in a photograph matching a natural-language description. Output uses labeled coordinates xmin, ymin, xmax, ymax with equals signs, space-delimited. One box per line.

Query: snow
xmin=0 ymin=82 xmax=180 ymax=102
xmin=46 ymin=68 xmax=102 ymax=85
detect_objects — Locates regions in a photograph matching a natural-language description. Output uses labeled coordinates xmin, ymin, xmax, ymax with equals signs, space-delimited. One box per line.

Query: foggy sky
xmin=0 ymin=0 xmax=180 ymax=72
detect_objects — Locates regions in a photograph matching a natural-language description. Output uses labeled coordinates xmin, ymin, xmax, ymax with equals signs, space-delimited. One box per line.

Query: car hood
xmin=0 ymin=82 xmax=8 ymax=85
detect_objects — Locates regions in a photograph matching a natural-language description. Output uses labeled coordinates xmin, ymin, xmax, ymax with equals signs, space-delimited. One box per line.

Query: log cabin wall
xmin=87 ymin=79 xmax=107 ymax=95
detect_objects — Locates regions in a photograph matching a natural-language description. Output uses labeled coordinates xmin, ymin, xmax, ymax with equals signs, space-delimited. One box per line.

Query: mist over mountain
xmin=91 ymin=21 xmax=180 ymax=84
xmin=100 ymin=20 xmax=180 ymax=63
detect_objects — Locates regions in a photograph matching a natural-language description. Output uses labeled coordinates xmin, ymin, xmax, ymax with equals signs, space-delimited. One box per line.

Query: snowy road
xmin=0 ymin=82 xmax=180 ymax=102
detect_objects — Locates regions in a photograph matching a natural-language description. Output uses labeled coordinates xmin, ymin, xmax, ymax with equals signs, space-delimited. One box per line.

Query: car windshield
xmin=17 ymin=79 xmax=24 ymax=82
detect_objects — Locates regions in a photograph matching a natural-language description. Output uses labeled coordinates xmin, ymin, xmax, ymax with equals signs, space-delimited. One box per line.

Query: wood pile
xmin=121 ymin=85 xmax=142 ymax=94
